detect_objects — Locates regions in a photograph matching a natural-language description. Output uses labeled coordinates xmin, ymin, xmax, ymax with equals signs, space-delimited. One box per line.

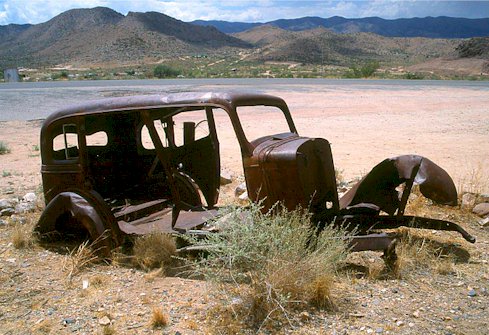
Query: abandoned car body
xmin=35 ymin=92 xmax=475 ymax=255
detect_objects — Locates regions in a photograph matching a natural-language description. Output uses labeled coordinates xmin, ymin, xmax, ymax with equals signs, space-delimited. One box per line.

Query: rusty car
xmin=35 ymin=92 xmax=475 ymax=257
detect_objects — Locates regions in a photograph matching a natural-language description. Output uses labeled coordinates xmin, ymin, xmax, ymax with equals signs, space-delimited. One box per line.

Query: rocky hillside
xmin=0 ymin=23 xmax=31 ymax=41
xmin=1 ymin=7 xmax=487 ymax=73
xmin=194 ymin=16 xmax=489 ymax=38
xmin=0 ymin=7 xmax=250 ymax=68
xmin=235 ymin=25 xmax=459 ymax=65
xmin=456 ymin=37 xmax=489 ymax=59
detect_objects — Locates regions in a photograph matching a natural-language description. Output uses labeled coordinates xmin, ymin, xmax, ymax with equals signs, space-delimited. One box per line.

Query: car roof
xmin=42 ymin=91 xmax=288 ymax=127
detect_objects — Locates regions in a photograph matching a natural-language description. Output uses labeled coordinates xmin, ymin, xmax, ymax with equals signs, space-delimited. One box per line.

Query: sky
xmin=0 ymin=0 xmax=488 ymax=25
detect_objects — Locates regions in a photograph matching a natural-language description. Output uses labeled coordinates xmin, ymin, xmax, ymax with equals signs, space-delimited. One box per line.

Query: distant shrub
xmin=0 ymin=141 xmax=10 ymax=154
xmin=153 ymin=65 xmax=181 ymax=78
xmin=347 ymin=60 xmax=380 ymax=78
xmin=404 ymin=72 xmax=424 ymax=80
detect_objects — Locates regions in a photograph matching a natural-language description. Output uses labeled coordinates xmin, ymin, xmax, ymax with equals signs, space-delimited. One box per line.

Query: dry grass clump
xmin=132 ymin=232 xmax=177 ymax=272
xmin=188 ymin=203 xmax=350 ymax=330
xmin=32 ymin=319 xmax=54 ymax=334
xmin=64 ymin=240 xmax=100 ymax=281
xmin=393 ymin=228 xmax=461 ymax=278
xmin=10 ymin=212 xmax=39 ymax=249
xmin=457 ymin=163 xmax=488 ymax=197
xmin=151 ymin=307 xmax=170 ymax=328
xmin=90 ymin=274 xmax=107 ymax=288
xmin=101 ymin=325 xmax=116 ymax=335
xmin=11 ymin=223 xmax=35 ymax=249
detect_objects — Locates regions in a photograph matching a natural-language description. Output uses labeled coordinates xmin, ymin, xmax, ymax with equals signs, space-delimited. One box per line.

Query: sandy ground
xmin=2 ymin=85 xmax=488 ymax=197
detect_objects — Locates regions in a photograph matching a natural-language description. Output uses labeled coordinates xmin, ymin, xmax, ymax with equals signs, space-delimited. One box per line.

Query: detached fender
xmin=339 ymin=155 xmax=458 ymax=215
xmin=36 ymin=190 xmax=124 ymax=255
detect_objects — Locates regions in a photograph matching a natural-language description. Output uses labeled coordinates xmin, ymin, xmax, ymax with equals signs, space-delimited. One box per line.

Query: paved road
xmin=1 ymin=78 xmax=489 ymax=121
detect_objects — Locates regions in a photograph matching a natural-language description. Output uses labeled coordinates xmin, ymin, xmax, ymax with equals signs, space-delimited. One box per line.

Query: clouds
xmin=1 ymin=0 xmax=488 ymax=25
xmin=0 ymin=0 xmax=109 ymax=24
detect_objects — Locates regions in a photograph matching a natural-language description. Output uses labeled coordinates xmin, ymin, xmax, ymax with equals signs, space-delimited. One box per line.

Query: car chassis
xmin=35 ymin=92 xmax=475 ymax=257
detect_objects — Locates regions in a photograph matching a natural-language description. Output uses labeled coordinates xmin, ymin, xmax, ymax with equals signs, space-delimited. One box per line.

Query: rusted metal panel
xmin=245 ymin=136 xmax=339 ymax=213
xmin=118 ymin=209 xmax=219 ymax=235
xmin=35 ymin=191 xmax=123 ymax=256
xmin=36 ymin=91 xmax=475 ymax=258
xmin=339 ymin=155 xmax=458 ymax=215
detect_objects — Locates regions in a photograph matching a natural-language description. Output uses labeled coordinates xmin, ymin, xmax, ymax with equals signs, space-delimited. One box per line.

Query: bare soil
xmin=1 ymin=87 xmax=489 ymax=334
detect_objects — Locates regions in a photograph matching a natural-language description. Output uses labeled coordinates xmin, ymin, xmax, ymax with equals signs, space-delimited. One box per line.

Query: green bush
xmin=153 ymin=64 xmax=181 ymax=78
xmin=0 ymin=141 xmax=10 ymax=154
xmin=404 ymin=72 xmax=424 ymax=80
xmin=346 ymin=60 xmax=380 ymax=78
xmin=187 ymin=203 xmax=350 ymax=329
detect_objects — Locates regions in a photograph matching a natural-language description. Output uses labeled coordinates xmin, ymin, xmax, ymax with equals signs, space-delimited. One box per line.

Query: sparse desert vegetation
xmin=0 ymin=177 xmax=487 ymax=334
xmin=185 ymin=204 xmax=349 ymax=330
xmin=0 ymin=141 xmax=10 ymax=154
xmin=1 ymin=86 xmax=488 ymax=333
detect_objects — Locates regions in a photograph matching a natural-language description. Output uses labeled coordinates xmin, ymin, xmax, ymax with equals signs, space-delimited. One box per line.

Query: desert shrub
xmin=187 ymin=203 xmax=350 ymax=329
xmin=153 ymin=64 xmax=181 ymax=78
xmin=404 ymin=72 xmax=424 ymax=80
xmin=132 ymin=232 xmax=177 ymax=271
xmin=0 ymin=141 xmax=11 ymax=154
xmin=346 ymin=61 xmax=379 ymax=78
xmin=51 ymin=71 xmax=68 ymax=80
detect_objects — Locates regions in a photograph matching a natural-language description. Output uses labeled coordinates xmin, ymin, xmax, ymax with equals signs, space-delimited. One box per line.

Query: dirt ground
xmin=3 ymin=85 xmax=488 ymax=195
xmin=1 ymin=86 xmax=489 ymax=334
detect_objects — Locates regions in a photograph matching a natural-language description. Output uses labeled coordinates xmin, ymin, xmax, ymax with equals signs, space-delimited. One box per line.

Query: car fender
xmin=36 ymin=190 xmax=124 ymax=255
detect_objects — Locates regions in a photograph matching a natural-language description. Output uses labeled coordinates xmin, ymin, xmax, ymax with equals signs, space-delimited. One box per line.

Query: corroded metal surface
xmin=340 ymin=155 xmax=458 ymax=215
xmin=36 ymin=92 xmax=475 ymax=257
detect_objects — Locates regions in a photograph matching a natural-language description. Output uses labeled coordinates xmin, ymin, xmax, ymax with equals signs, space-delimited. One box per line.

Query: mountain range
xmin=0 ymin=7 xmax=488 ymax=71
xmin=192 ymin=16 xmax=489 ymax=38
xmin=234 ymin=25 xmax=461 ymax=65
xmin=0 ymin=7 xmax=249 ymax=68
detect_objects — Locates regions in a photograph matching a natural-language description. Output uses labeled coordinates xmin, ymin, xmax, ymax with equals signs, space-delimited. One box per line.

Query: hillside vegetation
xmin=0 ymin=7 xmax=249 ymax=69
xmin=1 ymin=7 xmax=488 ymax=80
xmin=234 ymin=25 xmax=459 ymax=66
xmin=193 ymin=15 xmax=489 ymax=38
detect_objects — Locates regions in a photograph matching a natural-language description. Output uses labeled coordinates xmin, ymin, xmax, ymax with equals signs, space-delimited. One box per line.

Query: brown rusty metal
xmin=348 ymin=233 xmax=397 ymax=252
xmin=334 ymin=214 xmax=475 ymax=243
xmin=36 ymin=91 xmax=475 ymax=256
xmin=244 ymin=137 xmax=339 ymax=214
xmin=35 ymin=190 xmax=123 ymax=256
xmin=37 ymin=92 xmax=298 ymax=249
xmin=339 ymin=155 xmax=458 ymax=215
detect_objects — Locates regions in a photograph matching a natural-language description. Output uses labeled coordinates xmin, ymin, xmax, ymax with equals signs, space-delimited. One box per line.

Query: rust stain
xmin=35 ymin=92 xmax=475 ymax=258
